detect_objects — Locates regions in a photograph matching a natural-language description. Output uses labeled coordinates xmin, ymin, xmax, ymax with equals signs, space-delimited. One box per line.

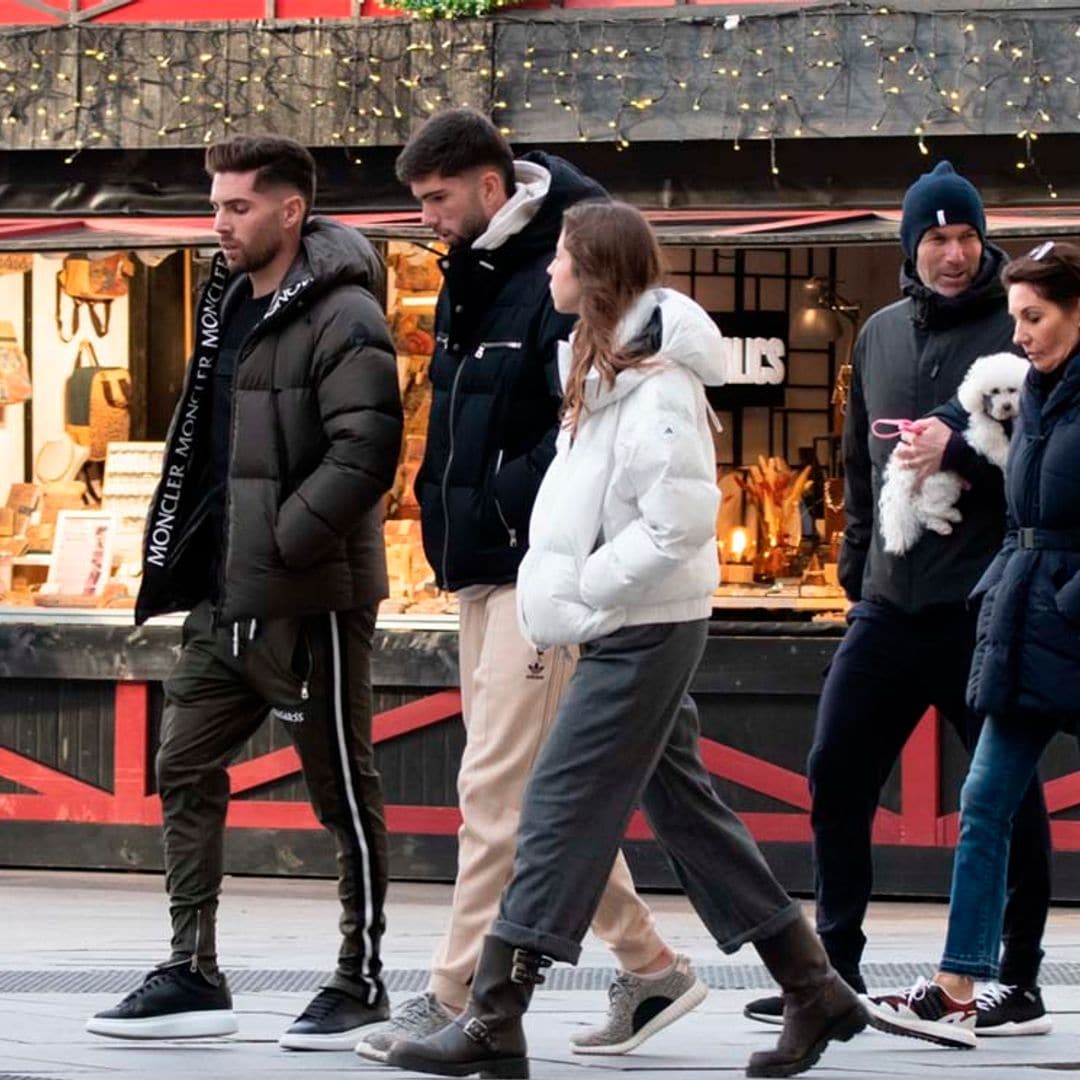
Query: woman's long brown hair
xmin=560 ymin=201 xmax=664 ymax=437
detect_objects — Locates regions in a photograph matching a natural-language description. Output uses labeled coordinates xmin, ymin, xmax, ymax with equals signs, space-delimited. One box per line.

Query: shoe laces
xmin=975 ymin=983 xmax=1014 ymax=1009
xmin=395 ymin=993 xmax=446 ymax=1026
xmin=300 ymin=988 xmax=348 ymax=1022
xmin=897 ymin=976 xmax=933 ymax=1004
xmin=117 ymin=965 xmax=182 ymax=1006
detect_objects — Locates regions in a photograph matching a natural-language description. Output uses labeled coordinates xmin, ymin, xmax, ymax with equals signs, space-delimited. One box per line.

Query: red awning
xmin=2 ymin=207 xmax=1080 ymax=251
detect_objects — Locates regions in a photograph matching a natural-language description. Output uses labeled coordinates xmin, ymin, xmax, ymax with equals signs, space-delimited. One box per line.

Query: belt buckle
xmin=1019 ymin=527 xmax=1036 ymax=549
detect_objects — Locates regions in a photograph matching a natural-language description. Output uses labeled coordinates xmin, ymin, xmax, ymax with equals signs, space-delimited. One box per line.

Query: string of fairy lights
xmin=0 ymin=6 xmax=1078 ymax=194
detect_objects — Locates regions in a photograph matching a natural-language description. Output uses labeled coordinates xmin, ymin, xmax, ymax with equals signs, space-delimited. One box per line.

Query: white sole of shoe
xmin=977 ymin=1016 xmax=1053 ymax=1037
xmin=278 ymin=1025 xmax=378 ymax=1051
xmin=570 ymin=977 xmax=709 ymax=1055
xmin=85 ymin=1010 xmax=238 ymax=1039
xmin=354 ymin=1039 xmax=391 ymax=1062
xmin=864 ymin=1001 xmax=976 ymax=1049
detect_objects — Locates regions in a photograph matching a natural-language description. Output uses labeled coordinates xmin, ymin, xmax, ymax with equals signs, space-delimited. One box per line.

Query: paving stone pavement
xmin=4 ymin=869 xmax=1080 ymax=1078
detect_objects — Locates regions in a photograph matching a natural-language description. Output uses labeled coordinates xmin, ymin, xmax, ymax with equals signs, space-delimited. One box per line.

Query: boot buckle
xmin=461 ymin=1016 xmax=493 ymax=1048
xmin=510 ymin=948 xmax=551 ymax=986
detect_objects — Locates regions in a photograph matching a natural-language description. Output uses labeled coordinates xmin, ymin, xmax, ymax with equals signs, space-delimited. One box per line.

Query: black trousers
xmin=808 ymin=599 xmax=1051 ymax=990
xmin=157 ymin=599 xmax=387 ymax=1003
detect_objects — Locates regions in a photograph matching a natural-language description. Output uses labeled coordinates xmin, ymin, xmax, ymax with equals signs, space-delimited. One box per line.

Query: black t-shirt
xmin=207 ymin=288 xmax=273 ymax=590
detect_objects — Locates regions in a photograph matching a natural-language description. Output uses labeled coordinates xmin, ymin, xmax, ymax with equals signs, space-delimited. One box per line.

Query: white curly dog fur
xmin=878 ymin=351 xmax=1030 ymax=555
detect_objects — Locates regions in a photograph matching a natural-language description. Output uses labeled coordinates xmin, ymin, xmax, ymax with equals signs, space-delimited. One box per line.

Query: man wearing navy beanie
xmin=743 ymin=160 xmax=1054 ymax=1043
xmin=900 ymin=160 xmax=987 ymax=265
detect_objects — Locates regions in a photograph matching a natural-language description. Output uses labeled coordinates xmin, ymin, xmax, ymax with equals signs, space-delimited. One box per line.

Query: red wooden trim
xmin=697 ymin=740 xmax=811 ymax=811
xmin=899 ymin=708 xmax=940 ymax=846
xmin=374 ymin=690 xmax=462 ymax=741
xmin=0 ymin=747 xmax=112 ymax=808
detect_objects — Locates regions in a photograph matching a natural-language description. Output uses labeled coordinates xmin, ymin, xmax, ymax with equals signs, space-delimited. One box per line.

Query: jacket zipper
xmin=475 ymin=340 xmax=523 ymax=359
xmin=493 ymin=449 xmax=518 ymax=549
xmin=440 ymin=358 xmax=468 ymax=589
xmin=439 ymin=340 xmax=524 ymax=585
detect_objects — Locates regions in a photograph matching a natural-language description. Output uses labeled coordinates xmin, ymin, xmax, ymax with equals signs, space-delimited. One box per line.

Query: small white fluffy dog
xmin=879 ymin=351 xmax=1030 ymax=554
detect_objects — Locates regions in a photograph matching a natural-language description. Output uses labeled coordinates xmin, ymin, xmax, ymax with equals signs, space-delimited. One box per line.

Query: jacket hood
xmin=293 ymin=215 xmax=385 ymax=296
xmin=901 ymin=241 xmax=1007 ymax=331
xmin=558 ymin=287 xmax=725 ymax=410
xmin=488 ymin=152 xmax=608 ymax=263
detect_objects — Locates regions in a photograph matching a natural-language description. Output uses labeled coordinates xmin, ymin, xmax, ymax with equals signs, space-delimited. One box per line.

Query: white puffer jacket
xmin=517 ymin=287 xmax=724 ymax=648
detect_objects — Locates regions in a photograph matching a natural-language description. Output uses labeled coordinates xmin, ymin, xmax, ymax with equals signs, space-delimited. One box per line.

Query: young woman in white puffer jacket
xmin=386 ymin=202 xmax=868 ymax=1080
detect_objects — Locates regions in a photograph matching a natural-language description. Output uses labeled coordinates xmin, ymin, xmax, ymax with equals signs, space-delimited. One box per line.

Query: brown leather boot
xmin=386 ymin=935 xmax=550 ymax=1078
xmin=746 ymin=914 xmax=867 ymax=1078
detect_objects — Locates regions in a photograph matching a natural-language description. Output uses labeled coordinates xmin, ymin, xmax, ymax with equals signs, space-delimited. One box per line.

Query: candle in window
xmin=730 ymin=527 xmax=748 ymax=564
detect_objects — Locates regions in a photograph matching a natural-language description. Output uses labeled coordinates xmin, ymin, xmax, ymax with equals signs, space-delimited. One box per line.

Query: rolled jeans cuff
xmin=492 ymin=919 xmax=582 ymax=965
xmin=939 ymin=953 xmax=998 ymax=980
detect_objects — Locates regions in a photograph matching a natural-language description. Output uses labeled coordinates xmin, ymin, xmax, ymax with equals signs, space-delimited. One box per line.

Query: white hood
xmin=557 ymin=287 xmax=728 ymax=411
xmin=472 ymin=160 xmax=552 ymax=252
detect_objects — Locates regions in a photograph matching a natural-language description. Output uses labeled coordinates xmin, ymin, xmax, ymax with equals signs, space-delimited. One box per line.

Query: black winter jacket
xmin=967 ymin=353 xmax=1080 ymax=726
xmin=839 ymin=246 xmax=1017 ymax=614
xmin=136 ymin=218 xmax=403 ymax=625
xmin=415 ymin=152 xmax=607 ymax=591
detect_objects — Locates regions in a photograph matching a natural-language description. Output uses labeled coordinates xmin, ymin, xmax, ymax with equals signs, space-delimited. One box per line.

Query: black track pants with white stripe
xmin=157 ymin=598 xmax=387 ymax=1003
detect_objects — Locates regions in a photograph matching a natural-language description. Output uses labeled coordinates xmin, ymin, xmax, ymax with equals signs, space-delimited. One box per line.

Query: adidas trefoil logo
xmin=526 ymin=651 xmax=546 ymax=680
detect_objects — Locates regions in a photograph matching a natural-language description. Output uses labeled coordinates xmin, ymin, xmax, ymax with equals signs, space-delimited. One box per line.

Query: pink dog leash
xmin=871 ymin=418 xmax=928 ymax=440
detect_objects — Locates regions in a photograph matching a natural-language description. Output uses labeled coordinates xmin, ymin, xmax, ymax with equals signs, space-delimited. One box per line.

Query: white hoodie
xmin=517 ymin=288 xmax=725 ymax=649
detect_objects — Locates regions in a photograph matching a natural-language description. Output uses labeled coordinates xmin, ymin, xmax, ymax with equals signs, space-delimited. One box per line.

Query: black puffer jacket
xmin=968 ymin=353 xmax=1080 ymax=726
xmin=136 ymin=217 xmax=402 ymax=625
xmin=839 ymin=245 xmax=1016 ymax=614
xmin=416 ymin=152 xmax=607 ymax=591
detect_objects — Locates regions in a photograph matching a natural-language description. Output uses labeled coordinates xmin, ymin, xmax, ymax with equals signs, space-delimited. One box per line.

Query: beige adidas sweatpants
xmin=428 ymin=584 xmax=665 ymax=1009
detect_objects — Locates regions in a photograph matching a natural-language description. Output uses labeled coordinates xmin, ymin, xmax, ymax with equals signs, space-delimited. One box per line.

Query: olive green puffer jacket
xmin=136 ymin=217 xmax=402 ymax=625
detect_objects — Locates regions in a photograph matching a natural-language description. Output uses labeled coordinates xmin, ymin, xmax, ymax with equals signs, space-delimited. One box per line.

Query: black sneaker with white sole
xmin=976 ymin=983 xmax=1052 ymax=1036
xmin=743 ymin=994 xmax=784 ymax=1025
xmin=278 ymin=985 xmax=390 ymax=1050
xmin=86 ymin=960 xmax=238 ymax=1039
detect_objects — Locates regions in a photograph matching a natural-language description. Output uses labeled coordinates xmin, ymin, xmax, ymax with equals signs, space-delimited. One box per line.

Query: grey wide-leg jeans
xmin=492 ymin=619 xmax=800 ymax=963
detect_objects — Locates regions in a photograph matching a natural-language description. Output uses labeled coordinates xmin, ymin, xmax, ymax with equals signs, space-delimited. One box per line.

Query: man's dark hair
xmin=205 ymin=135 xmax=317 ymax=213
xmin=395 ymin=108 xmax=514 ymax=195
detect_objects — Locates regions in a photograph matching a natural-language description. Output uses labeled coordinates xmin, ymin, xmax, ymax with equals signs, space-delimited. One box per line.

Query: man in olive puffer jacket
xmin=87 ymin=136 xmax=402 ymax=1050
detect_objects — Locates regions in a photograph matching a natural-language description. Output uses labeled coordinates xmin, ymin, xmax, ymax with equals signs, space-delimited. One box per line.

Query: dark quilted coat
xmin=415 ymin=152 xmax=607 ymax=591
xmin=136 ymin=217 xmax=402 ymax=625
xmin=968 ymin=351 xmax=1080 ymax=726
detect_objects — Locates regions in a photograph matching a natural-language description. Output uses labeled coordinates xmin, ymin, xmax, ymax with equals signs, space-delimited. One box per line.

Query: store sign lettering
xmin=719 ymin=337 xmax=786 ymax=386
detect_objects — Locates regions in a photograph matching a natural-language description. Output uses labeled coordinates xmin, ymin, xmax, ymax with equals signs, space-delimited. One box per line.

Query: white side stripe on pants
xmin=328 ymin=611 xmax=377 ymax=1003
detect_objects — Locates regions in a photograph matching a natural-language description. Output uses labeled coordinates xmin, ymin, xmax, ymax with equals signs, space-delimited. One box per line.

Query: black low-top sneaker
xmin=742 ymin=993 xmax=784 ymax=1025
xmin=86 ymin=960 xmax=238 ymax=1039
xmin=976 ymin=984 xmax=1052 ymax=1036
xmin=278 ymin=985 xmax=390 ymax=1050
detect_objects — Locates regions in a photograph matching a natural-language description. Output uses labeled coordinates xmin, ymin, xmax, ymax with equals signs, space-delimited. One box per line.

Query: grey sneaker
xmin=354 ymin=992 xmax=455 ymax=1062
xmin=571 ymin=953 xmax=708 ymax=1055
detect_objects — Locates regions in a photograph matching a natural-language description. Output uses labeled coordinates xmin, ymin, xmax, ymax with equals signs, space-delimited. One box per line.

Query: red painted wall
xmin=0 ymin=0 xmax=798 ymax=24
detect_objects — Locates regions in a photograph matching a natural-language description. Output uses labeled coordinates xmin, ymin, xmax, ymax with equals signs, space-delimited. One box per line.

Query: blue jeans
xmin=941 ymin=714 xmax=1059 ymax=979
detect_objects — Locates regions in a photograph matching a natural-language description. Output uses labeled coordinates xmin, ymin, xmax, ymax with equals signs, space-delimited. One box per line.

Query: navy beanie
xmin=900 ymin=161 xmax=986 ymax=260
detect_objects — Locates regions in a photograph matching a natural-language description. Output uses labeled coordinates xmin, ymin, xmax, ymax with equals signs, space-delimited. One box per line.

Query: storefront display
xmin=0 ymin=237 xmax=858 ymax=621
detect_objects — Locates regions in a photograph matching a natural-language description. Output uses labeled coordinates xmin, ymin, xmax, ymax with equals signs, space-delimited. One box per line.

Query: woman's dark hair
xmin=1002 ymin=240 xmax=1080 ymax=307
xmin=560 ymin=201 xmax=664 ymax=437
xmin=205 ymin=135 xmax=316 ymax=212
xmin=395 ymin=107 xmax=515 ymax=196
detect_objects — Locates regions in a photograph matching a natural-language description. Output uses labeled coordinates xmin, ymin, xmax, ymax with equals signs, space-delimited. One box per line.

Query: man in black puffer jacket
xmin=743 ymin=162 xmax=1053 ymax=1037
xmin=88 ymin=136 xmax=402 ymax=1051
xmin=360 ymin=111 xmax=702 ymax=1065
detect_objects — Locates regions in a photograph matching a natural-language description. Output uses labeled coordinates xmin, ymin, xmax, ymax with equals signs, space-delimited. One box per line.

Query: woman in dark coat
xmin=866 ymin=240 xmax=1080 ymax=1048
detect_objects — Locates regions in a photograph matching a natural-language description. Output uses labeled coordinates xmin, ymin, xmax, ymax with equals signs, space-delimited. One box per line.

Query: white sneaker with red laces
xmin=864 ymin=977 xmax=977 ymax=1048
